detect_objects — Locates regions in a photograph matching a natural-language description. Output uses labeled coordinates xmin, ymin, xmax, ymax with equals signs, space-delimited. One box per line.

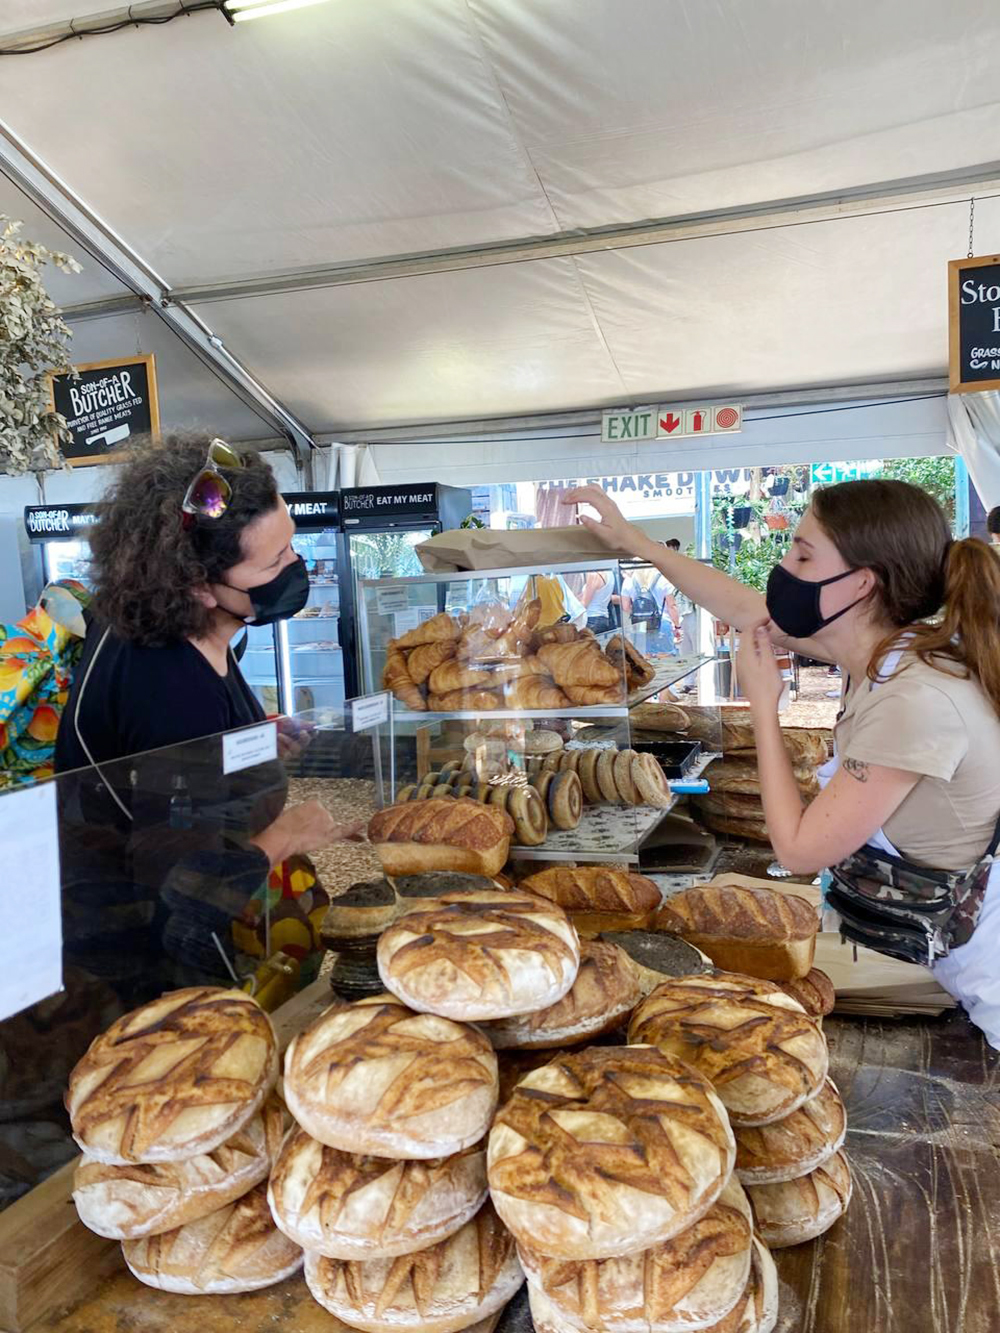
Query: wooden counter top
xmin=20 ymin=1011 xmax=1000 ymax=1333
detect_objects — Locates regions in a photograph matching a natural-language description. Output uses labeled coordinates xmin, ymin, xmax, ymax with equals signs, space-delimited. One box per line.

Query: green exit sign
xmin=811 ymin=459 xmax=882 ymax=486
xmin=601 ymin=409 xmax=657 ymax=442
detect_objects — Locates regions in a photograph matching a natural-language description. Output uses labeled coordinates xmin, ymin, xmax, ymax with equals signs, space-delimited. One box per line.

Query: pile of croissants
xmin=382 ymin=598 xmax=656 ymax=712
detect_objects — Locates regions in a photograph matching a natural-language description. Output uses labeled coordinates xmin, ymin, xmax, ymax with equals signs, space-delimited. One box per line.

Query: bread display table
xmin=22 ymin=1009 xmax=998 ymax=1333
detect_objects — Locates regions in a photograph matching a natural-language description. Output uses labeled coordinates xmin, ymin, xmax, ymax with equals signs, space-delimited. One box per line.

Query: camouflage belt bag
xmin=826 ymin=821 xmax=1000 ymax=967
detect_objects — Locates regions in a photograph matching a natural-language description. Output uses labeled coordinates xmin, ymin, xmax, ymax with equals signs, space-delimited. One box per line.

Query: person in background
xmin=581 ymin=568 xmax=617 ymax=633
xmin=988 ymin=506 xmax=1000 ymax=547
xmin=569 ymin=479 xmax=1000 ymax=1048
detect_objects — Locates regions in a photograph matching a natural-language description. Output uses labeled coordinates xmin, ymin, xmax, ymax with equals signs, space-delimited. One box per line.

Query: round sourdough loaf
xmin=267 ymin=1130 xmax=487 ymax=1258
xmin=707 ymin=1236 xmax=779 ymax=1333
xmin=488 ymin=1045 xmax=735 ymax=1259
xmin=746 ymin=1149 xmax=852 ymax=1248
xmin=303 ymin=1201 xmax=523 ymax=1333
xmin=482 ymin=941 xmax=641 ymax=1049
xmin=734 ymin=1079 xmax=846 ymax=1185
xmin=377 ymin=889 xmax=580 ymax=1021
xmin=775 ymin=969 xmax=836 ymax=1020
xmin=518 ymin=1174 xmax=753 ymax=1333
xmin=283 ymin=995 xmax=498 ymax=1158
xmin=628 ymin=974 xmax=828 ymax=1127
xmin=122 ymin=1181 xmax=302 ymax=1294
xmin=67 ymin=987 xmax=278 ymax=1164
xmin=73 ymin=1095 xmax=283 ymax=1240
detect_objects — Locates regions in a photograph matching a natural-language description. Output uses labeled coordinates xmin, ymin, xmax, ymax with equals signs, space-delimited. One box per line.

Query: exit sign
xmin=601 ymin=403 xmax=742 ymax=444
xmin=811 ymin=459 xmax=882 ymax=486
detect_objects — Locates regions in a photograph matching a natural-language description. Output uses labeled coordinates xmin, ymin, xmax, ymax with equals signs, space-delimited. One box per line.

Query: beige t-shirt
xmin=837 ymin=652 xmax=1000 ymax=870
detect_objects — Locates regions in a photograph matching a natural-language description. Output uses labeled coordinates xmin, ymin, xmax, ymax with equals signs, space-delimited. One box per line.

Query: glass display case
xmin=23 ymin=503 xmax=100 ymax=591
xmin=357 ymin=560 xmax=721 ymax=867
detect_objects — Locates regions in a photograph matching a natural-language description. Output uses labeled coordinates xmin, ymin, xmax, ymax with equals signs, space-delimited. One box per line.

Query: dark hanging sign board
xmin=948 ymin=253 xmax=1000 ymax=394
xmin=341 ymin=483 xmax=441 ymax=525
xmin=48 ymin=354 xmax=160 ymax=465
xmin=23 ymin=503 xmax=99 ymax=543
xmin=284 ymin=490 xmax=341 ymax=529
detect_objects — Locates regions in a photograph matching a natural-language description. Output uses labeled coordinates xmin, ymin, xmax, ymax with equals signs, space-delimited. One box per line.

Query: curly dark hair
xmin=88 ymin=432 xmax=280 ymax=645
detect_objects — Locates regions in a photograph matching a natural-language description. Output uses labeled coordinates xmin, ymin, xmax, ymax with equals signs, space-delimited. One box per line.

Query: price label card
xmin=393 ymin=608 xmax=421 ymax=637
xmin=223 ymin=720 xmax=278 ymax=774
xmin=352 ymin=691 xmax=390 ymax=731
xmin=376 ymin=586 xmax=410 ymax=615
xmin=0 ymin=782 xmax=62 ymax=1021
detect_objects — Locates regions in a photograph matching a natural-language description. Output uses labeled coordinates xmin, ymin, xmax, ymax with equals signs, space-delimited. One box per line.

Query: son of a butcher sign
xmin=948 ymin=254 xmax=1000 ymax=394
xmin=49 ymin=354 xmax=160 ymax=464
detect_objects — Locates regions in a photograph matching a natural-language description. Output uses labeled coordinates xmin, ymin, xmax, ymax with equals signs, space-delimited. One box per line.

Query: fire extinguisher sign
xmin=601 ymin=403 xmax=742 ymax=444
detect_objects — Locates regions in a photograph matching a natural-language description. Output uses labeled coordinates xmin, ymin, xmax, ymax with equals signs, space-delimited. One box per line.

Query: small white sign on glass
xmin=222 ymin=720 xmax=278 ymax=775
xmin=0 ymin=782 xmax=62 ymax=1021
xmin=352 ymin=691 xmax=390 ymax=731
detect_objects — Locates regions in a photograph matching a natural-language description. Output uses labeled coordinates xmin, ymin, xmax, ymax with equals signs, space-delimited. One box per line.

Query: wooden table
xmin=22 ymin=1011 xmax=1000 ymax=1333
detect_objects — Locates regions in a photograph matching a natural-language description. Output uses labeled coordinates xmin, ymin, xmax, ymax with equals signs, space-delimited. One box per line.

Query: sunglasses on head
xmin=181 ymin=438 xmax=244 ymax=524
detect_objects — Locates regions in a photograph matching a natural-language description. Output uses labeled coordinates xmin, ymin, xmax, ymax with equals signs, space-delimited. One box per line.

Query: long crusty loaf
xmin=520 ymin=866 xmax=661 ymax=935
xmin=629 ymin=972 xmax=828 ymax=1126
xmin=627 ymin=702 xmax=692 ymax=733
xmin=537 ymin=641 xmax=620 ymax=688
xmin=368 ymin=798 xmax=513 ymax=879
xmin=654 ymin=883 xmax=818 ymax=981
xmin=706 ymin=757 xmax=819 ymax=797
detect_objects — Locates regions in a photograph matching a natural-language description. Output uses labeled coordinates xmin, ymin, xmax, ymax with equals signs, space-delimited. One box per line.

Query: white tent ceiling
xmin=1 ymin=0 xmax=1000 ymax=445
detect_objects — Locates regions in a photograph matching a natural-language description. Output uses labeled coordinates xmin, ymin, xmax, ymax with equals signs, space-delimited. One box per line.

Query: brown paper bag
xmin=416 ymin=525 xmax=634 ymax=573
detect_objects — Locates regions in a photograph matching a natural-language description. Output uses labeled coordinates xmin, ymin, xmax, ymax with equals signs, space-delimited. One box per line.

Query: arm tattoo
xmin=843 ymin=757 xmax=870 ymax=784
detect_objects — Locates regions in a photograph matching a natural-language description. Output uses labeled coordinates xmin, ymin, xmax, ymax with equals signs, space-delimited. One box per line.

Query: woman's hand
xmin=565 ymin=486 xmax=648 ymax=557
xmin=250 ymin=801 xmax=367 ymax=867
xmin=737 ymin=622 xmax=784 ymax=712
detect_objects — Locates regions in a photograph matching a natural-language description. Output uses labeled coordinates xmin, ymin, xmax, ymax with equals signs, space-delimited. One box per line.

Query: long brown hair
xmin=812 ymin=479 xmax=1000 ymax=714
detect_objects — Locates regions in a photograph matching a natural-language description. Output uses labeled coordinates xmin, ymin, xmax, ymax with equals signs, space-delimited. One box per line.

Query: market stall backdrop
xmin=1 ymin=0 xmax=999 ymax=493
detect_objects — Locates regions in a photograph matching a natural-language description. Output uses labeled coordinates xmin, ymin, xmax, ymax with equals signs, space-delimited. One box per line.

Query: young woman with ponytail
xmin=568 ymin=479 xmax=1000 ymax=1047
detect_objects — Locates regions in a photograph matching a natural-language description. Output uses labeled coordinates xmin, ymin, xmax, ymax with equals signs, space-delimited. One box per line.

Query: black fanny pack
xmin=826 ymin=820 xmax=1000 ymax=967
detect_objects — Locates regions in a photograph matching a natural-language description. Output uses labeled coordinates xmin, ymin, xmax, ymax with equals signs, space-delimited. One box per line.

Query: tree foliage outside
xmin=0 ymin=215 xmax=80 ymax=476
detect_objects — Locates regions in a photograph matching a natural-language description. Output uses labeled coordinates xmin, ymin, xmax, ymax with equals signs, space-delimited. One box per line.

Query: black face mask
xmin=222 ymin=556 xmax=310 ymax=626
xmin=765 ymin=562 xmax=863 ymax=639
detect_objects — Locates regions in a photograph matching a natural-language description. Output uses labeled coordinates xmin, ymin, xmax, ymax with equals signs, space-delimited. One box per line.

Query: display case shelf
xmin=626 ymin=654 xmax=712 ymax=706
xmin=515 ymin=802 xmax=677 ymax=864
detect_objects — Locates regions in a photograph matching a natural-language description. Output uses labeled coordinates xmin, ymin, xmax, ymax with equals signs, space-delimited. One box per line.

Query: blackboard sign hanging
xmin=48 ymin=354 xmax=160 ymax=465
xmin=948 ymin=254 xmax=1000 ymax=394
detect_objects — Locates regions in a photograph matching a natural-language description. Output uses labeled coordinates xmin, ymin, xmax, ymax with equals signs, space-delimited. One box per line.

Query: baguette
xmin=391 ymin=612 xmax=462 ymax=650
xmin=654 ymin=884 xmax=818 ymax=981
xmin=406 ymin=640 xmax=457 ymax=686
xmin=537 ymin=641 xmax=620 ymax=688
xmin=383 ymin=651 xmax=426 ymax=712
xmin=368 ymin=798 xmax=514 ymax=879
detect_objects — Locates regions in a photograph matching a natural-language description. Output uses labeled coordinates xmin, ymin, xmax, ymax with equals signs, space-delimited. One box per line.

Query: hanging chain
xmin=968 ymin=196 xmax=976 ymax=259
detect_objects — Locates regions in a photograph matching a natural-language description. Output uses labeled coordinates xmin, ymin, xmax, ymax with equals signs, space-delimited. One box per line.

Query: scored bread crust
xmin=518 ymin=1174 xmax=753 ymax=1333
xmin=487 ymin=1046 xmax=735 ymax=1260
xmin=377 ymin=890 xmax=580 ymax=1021
xmin=746 ymin=1149 xmax=852 ymax=1249
xmin=268 ymin=1130 xmax=487 ymax=1258
xmin=369 ymin=799 xmax=514 ymax=879
xmin=73 ymin=1095 xmax=283 ymax=1240
xmin=303 ymin=1201 xmax=524 ymax=1333
xmin=709 ymin=1236 xmax=779 ymax=1333
xmin=735 ymin=1078 xmax=846 ymax=1186
xmin=628 ymin=974 xmax=828 ymax=1127
xmin=775 ymin=968 xmax=835 ymax=1019
xmin=283 ymin=996 xmax=498 ymax=1159
xmin=66 ymin=987 xmax=278 ymax=1165
xmin=122 ymin=1181 xmax=302 ymax=1294
xmin=482 ymin=941 xmax=641 ymax=1050
xmin=653 ymin=884 xmax=819 ymax=982
xmin=521 ymin=867 xmax=661 ymax=917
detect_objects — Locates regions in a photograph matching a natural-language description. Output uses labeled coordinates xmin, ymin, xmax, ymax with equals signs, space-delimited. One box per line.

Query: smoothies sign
xmin=48 ymin=354 xmax=159 ymax=465
xmin=539 ymin=468 xmax=753 ymax=519
xmin=948 ymin=253 xmax=1000 ymax=393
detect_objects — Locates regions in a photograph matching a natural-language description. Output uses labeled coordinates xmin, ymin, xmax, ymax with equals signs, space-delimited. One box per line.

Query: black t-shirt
xmin=55 ymin=626 xmax=265 ymax=771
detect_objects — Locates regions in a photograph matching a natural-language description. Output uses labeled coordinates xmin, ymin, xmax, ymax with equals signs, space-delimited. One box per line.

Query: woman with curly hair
xmin=55 ymin=434 xmax=351 ymax=1001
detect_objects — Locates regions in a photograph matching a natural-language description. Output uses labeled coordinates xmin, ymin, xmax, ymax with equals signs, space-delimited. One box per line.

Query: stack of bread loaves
xmin=488 ymin=1045 xmax=779 ymax=1333
xmin=629 ymin=971 xmax=851 ymax=1248
xmin=68 ymin=987 xmax=302 ymax=1294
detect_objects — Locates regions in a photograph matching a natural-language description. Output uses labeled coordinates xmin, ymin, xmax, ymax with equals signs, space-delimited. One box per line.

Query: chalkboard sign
xmin=948 ymin=254 xmax=1000 ymax=393
xmin=48 ymin=354 xmax=160 ymax=464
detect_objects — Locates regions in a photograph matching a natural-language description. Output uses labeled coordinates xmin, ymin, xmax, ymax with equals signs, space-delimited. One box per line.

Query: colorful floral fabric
xmin=231 ymin=852 xmax=330 ymax=986
xmin=0 ymin=580 xmax=90 ymax=788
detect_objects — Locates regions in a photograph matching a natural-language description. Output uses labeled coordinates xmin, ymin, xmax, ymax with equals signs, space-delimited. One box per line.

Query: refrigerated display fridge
xmin=339 ymin=483 xmax=473 ymax=697
xmin=23 ymin=503 xmax=99 ymax=588
xmin=240 ymin=491 xmax=350 ymax=717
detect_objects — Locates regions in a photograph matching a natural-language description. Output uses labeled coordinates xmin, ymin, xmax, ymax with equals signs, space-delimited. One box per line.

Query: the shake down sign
xmin=49 ymin=354 xmax=160 ymax=464
xmin=949 ymin=253 xmax=1000 ymax=394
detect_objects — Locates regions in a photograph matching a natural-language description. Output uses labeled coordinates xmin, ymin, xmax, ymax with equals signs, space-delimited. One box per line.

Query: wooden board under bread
xmin=0 ymin=977 xmax=333 ymax=1333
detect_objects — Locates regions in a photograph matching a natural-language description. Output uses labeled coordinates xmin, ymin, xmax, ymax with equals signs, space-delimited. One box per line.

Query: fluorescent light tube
xmin=227 ymin=0 xmax=331 ymax=20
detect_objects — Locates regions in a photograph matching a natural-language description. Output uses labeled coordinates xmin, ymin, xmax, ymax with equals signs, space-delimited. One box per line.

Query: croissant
xmin=407 ymin=639 xmax=457 ymax=686
xmin=496 ymin=656 xmax=551 ymax=680
xmin=458 ymin=627 xmax=523 ymax=662
xmin=383 ymin=651 xmax=426 ymax=711
xmin=427 ymin=689 xmax=503 ymax=712
xmin=511 ymin=596 xmax=543 ymax=635
xmin=537 ymin=641 xmax=620 ymax=688
xmin=467 ymin=601 xmax=512 ymax=639
xmin=532 ymin=623 xmax=581 ymax=648
xmin=391 ymin=612 xmax=462 ymax=650
xmin=503 ymin=677 xmax=571 ymax=710
xmin=428 ymin=660 xmax=494 ymax=693
xmin=563 ymin=683 xmax=627 ymax=705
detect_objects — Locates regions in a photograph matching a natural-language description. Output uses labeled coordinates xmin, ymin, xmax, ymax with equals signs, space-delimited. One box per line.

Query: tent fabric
xmin=947 ymin=392 xmax=1000 ymax=510
xmin=2 ymin=1 xmax=1000 ymax=438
